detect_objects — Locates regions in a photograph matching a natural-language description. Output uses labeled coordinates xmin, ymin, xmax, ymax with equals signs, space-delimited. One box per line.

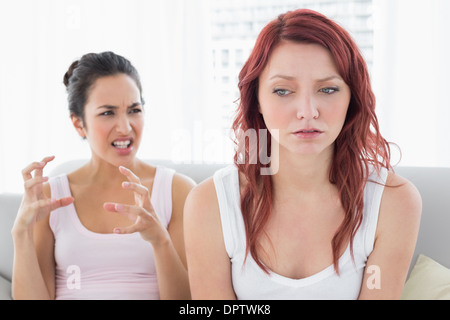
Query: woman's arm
xmin=152 ymin=173 xmax=194 ymax=300
xmin=12 ymin=212 xmax=56 ymax=300
xmin=358 ymin=173 xmax=422 ymax=300
xmin=11 ymin=157 xmax=73 ymax=300
xmin=184 ymin=178 xmax=236 ymax=299
xmin=104 ymin=167 xmax=194 ymax=299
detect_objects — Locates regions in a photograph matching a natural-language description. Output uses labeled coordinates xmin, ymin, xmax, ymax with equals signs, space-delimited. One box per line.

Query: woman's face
xmin=258 ymin=41 xmax=351 ymax=158
xmin=72 ymin=73 xmax=144 ymax=167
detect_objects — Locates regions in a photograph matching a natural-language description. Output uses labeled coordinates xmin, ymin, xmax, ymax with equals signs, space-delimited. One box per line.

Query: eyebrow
xmin=269 ymin=74 xmax=296 ymax=81
xmin=316 ymin=75 xmax=344 ymax=82
xmin=97 ymin=102 xmax=141 ymax=110
xmin=268 ymin=74 xmax=344 ymax=82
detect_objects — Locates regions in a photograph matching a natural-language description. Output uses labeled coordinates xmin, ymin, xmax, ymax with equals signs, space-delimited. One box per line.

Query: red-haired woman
xmin=184 ymin=9 xmax=422 ymax=300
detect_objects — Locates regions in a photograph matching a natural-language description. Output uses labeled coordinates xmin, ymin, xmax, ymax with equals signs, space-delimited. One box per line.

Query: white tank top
xmin=49 ymin=166 xmax=175 ymax=300
xmin=213 ymin=164 xmax=387 ymax=300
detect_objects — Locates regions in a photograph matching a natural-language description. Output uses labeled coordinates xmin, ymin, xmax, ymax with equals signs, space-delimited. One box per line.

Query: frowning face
xmin=258 ymin=41 xmax=351 ymax=159
xmin=71 ymin=73 xmax=144 ymax=167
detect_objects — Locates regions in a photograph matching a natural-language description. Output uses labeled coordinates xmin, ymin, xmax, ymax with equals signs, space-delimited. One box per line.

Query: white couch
xmin=1 ymin=160 xmax=449 ymax=300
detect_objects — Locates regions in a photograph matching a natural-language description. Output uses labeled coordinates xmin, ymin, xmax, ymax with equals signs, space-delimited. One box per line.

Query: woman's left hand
xmin=103 ymin=166 xmax=169 ymax=245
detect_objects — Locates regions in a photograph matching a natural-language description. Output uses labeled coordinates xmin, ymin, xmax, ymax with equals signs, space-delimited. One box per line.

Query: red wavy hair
xmin=232 ymin=9 xmax=393 ymax=274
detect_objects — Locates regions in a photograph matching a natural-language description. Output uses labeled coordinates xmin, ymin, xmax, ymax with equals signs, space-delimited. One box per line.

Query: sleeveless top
xmin=49 ymin=166 xmax=175 ymax=300
xmin=213 ymin=165 xmax=387 ymax=300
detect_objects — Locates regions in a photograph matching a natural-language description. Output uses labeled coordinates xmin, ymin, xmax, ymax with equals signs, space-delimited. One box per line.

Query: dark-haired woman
xmin=12 ymin=52 xmax=193 ymax=300
xmin=184 ymin=9 xmax=422 ymax=300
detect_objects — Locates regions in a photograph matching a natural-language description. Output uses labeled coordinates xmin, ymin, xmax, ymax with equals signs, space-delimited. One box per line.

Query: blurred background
xmin=1 ymin=0 xmax=449 ymax=193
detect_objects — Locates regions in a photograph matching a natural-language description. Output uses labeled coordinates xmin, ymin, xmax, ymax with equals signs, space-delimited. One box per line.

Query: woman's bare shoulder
xmin=185 ymin=177 xmax=218 ymax=214
xmin=384 ymin=171 xmax=422 ymax=213
xmin=377 ymin=171 xmax=422 ymax=239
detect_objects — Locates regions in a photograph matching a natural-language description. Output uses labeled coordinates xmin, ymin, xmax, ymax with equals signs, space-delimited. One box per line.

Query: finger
xmin=104 ymin=202 xmax=153 ymax=223
xmin=103 ymin=202 xmax=140 ymax=217
xmin=119 ymin=167 xmax=153 ymax=207
xmin=113 ymin=224 xmax=140 ymax=235
xmin=31 ymin=196 xmax=74 ymax=215
xmin=22 ymin=161 xmax=46 ymax=181
xmin=122 ymin=181 xmax=148 ymax=196
xmin=103 ymin=202 xmax=121 ymax=212
xmin=123 ymin=181 xmax=155 ymax=212
xmin=34 ymin=156 xmax=56 ymax=179
xmin=104 ymin=203 xmax=140 ymax=230
xmin=21 ymin=156 xmax=55 ymax=180
xmin=24 ymin=176 xmax=49 ymax=191
xmin=40 ymin=155 xmax=56 ymax=164
xmin=49 ymin=197 xmax=74 ymax=211
xmin=118 ymin=166 xmax=141 ymax=184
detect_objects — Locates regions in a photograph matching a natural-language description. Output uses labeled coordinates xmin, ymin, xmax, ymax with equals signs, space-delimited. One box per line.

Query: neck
xmin=270 ymin=144 xmax=335 ymax=196
xmin=83 ymin=155 xmax=141 ymax=187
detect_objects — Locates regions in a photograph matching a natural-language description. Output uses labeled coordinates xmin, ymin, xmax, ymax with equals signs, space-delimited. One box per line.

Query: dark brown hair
xmin=63 ymin=51 xmax=144 ymax=122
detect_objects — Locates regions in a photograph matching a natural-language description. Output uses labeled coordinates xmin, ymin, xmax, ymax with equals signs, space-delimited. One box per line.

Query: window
xmin=208 ymin=0 xmax=374 ymax=163
xmin=1 ymin=0 xmax=449 ymax=193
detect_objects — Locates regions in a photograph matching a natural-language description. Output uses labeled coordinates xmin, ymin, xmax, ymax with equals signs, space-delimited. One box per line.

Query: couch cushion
xmin=0 ymin=193 xmax=21 ymax=281
xmin=401 ymin=254 xmax=450 ymax=300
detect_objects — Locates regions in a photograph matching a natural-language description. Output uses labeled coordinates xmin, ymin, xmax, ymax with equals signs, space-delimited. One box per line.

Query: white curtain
xmin=372 ymin=0 xmax=450 ymax=168
xmin=0 ymin=0 xmax=214 ymax=193
xmin=1 ymin=0 xmax=450 ymax=193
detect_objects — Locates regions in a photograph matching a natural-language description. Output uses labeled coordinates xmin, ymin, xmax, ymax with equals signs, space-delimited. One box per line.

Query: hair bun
xmin=63 ymin=60 xmax=79 ymax=88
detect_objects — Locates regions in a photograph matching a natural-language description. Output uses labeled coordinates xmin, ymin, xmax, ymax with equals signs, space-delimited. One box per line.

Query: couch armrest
xmin=0 ymin=193 xmax=21 ymax=282
xmin=0 ymin=276 xmax=12 ymax=300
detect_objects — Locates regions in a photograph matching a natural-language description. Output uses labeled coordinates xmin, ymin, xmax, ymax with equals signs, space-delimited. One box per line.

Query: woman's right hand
xmin=12 ymin=156 xmax=74 ymax=237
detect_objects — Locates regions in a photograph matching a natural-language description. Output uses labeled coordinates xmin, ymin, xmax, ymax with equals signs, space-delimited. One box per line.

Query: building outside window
xmin=209 ymin=0 xmax=374 ymax=139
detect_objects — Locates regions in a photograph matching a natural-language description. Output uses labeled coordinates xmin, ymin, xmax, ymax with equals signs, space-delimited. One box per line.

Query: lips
xmin=293 ymin=128 xmax=323 ymax=139
xmin=294 ymin=128 xmax=323 ymax=134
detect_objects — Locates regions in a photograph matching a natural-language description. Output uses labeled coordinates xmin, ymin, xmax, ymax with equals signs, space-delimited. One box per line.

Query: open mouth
xmin=111 ymin=138 xmax=133 ymax=149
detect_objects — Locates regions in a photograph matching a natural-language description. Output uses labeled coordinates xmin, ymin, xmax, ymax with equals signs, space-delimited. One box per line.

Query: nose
xmin=296 ymin=94 xmax=319 ymax=120
xmin=116 ymin=114 xmax=132 ymax=134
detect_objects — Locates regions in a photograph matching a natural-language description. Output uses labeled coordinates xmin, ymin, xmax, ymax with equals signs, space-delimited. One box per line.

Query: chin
xmin=279 ymin=141 xmax=331 ymax=158
xmin=102 ymin=153 xmax=138 ymax=169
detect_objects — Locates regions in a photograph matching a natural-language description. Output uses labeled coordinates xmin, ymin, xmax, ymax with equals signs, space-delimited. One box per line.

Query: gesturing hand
xmin=12 ymin=156 xmax=74 ymax=236
xmin=103 ymin=166 xmax=170 ymax=245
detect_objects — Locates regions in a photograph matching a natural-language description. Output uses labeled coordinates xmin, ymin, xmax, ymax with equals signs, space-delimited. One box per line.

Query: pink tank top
xmin=49 ymin=166 xmax=175 ymax=300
